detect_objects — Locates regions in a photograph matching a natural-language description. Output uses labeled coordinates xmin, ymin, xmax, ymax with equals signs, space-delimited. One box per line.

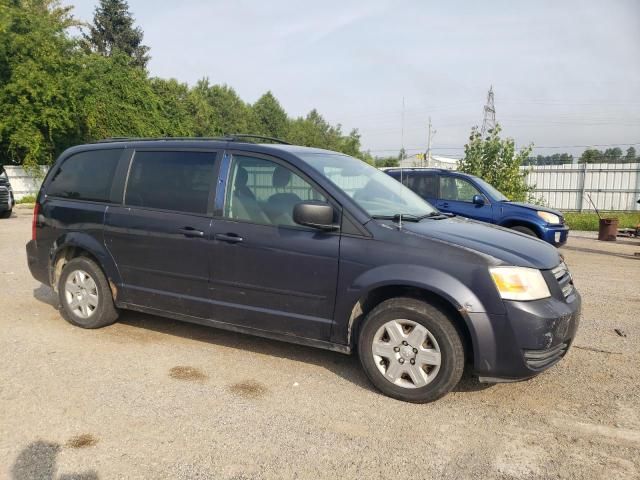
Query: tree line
xmin=0 ymin=0 xmax=365 ymax=170
xmin=523 ymin=146 xmax=637 ymax=166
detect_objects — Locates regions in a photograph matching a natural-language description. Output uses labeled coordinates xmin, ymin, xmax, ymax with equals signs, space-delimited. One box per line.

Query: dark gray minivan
xmin=26 ymin=137 xmax=581 ymax=402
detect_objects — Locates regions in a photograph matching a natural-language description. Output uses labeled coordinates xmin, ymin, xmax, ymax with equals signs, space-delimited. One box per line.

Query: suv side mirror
xmin=293 ymin=201 xmax=338 ymax=231
xmin=472 ymin=194 xmax=485 ymax=206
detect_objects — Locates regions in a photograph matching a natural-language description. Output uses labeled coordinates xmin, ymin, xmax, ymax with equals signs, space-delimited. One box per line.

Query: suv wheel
xmin=58 ymin=257 xmax=119 ymax=329
xmin=358 ymin=298 xmax=464 ymax=403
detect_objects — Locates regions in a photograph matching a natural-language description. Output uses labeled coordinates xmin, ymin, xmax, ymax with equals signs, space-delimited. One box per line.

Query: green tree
xmin=83 ymin=0 xmax=149 ymax=68
xmin=150 ymin=77 xmax=196 ymax=136
xmin=0 ymin=0 xmax=83 ymax=169
xmin=579 ymin=149 xmax=603 ymax=164
xmin=189 ymin=79 xmax=256 ymax=136
xmin=623 ymin=146 xmax=636 ymax=163
xmin=252 ymin=91 xmax=289 ymax=139
xmin=77 ymin=52 xmax=167 ymax=141
xmin=603 ymin=147 xmax=622 ymax=163
xmin=458 ymin=124 xmax=532 ymax=202
xmin=374 ymin=156 xmax=399 ymax=168
xmin=287 ymin=109 xmax=363 ymax=157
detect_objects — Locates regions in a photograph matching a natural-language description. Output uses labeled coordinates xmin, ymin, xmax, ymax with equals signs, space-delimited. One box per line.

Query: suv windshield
xmin=473 ymin=176 xmax=508 ymax=202
xmin=300 ymin=152 xmax=437 ymax=218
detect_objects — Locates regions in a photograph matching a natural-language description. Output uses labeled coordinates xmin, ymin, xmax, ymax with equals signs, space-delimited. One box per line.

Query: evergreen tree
xmin=84 ymin=0 xmax=149 ymax=68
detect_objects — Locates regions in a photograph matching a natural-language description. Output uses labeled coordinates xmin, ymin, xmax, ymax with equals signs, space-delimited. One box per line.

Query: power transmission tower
xmin=481 ymin=85 xmax=496 ymax=137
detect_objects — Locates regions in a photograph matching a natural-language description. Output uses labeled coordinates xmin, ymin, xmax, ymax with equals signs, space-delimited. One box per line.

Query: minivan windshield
xmin=300 ymin=153 xmax=437 ymax=218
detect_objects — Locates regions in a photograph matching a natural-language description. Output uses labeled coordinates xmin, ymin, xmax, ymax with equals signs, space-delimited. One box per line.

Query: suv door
xmin=104 ymin=149 xmax=219 ymax=318
xmin=208 ymin=152 xmax=340 ymax=340
xmin=406 ymin=171 xmax=439 ymax=205
xmin=437 ymin=175 xmax=493 ymax=223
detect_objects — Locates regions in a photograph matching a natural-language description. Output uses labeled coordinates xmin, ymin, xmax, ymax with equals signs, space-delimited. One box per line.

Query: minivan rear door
xmin=104 ymin=149 xmax=219 ymax=318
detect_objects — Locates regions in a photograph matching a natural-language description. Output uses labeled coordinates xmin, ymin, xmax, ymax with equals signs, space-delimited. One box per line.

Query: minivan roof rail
xmin=93 ymin=134 xmax=291 ymax=145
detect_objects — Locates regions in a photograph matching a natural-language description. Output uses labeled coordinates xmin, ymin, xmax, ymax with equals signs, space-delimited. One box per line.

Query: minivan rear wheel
xmin=58 ymin=257 xmax=119 ymax=329
xmin=358 ymin=297 xmax=464 ymax=403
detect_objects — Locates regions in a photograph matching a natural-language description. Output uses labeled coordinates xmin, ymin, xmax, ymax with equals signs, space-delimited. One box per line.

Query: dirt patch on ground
xmin=66 ymin=434 xmax=98 ymax=449
xmin=169 ymin=366 xmax=208 ymax=382
xmin=228 ymin=380 xmax=268 ymax=399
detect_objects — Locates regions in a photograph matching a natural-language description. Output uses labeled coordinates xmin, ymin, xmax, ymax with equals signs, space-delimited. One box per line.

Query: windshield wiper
xmin=422 ymin=212 xmax=451 ymax=219
xmin=372 ymin=214 xmax=421 ymax=222
xmin=372 ymin=212 xmax=444 ymax=223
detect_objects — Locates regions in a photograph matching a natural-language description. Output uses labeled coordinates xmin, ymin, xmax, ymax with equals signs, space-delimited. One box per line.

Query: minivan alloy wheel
xmin=372 ymin=319 xmax=441 ymax=388
xmin=64 ymin=269 xmax=99 ymax=319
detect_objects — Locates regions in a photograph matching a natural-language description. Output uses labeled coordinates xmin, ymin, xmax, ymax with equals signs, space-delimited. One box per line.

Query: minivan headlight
xmin=537 ymin=211 xmax=560 ymax=224
xmin=489 ymin=266 xmax=551 ymax=301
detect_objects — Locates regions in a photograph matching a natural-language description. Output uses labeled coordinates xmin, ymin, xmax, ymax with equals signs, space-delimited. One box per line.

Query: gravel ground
xmin=1 ymin=208 xmax=639 ymax=479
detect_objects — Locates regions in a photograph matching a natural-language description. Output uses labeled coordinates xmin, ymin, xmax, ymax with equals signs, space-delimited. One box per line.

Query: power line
xmin=366 ymin=141 xmax=640 ymax=154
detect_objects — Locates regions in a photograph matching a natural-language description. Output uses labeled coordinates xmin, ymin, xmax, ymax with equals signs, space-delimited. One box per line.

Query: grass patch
xmin=563 ymin=211 xmax=640 ymax=231
xmin=16 ymin=194 xmax=36 ymax=204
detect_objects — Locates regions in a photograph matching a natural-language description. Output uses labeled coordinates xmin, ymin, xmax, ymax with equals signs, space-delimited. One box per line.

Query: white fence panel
xmin=4 ymin=166 xmax=48 ymax=200
xmin=523 ymin=162 xmax=640 ymax=211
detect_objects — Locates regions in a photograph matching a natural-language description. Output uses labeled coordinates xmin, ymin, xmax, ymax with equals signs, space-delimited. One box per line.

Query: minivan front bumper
xmin=469 ymin=292 xmax=581 ymax=382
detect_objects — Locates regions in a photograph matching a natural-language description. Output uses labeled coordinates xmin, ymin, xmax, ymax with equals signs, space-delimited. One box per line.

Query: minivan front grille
xmin=552 ymin=262 xmax=575 ymax=300
xmin=524 ymin=342 xmax=568 ymax=369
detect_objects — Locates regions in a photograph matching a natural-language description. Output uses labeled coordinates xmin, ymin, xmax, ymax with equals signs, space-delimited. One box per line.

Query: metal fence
xmin=4 ymin=166 xmax=48 ymax=201
xmin=523 ymin=162 xmax=640 ymax=212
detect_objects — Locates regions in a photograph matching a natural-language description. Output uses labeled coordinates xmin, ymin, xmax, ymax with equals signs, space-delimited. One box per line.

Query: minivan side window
xmin=224 ymin=155 xmax=326 ymax=227
xmin=47 ymin=149 xmax=121 ymax=202
xmin=439 ymin=176 xmax=481 ymax=202
xmin=408 ymin=173 xmax=438 ymax=198
xmin=125 ymin=151 xmax=217 ymax=214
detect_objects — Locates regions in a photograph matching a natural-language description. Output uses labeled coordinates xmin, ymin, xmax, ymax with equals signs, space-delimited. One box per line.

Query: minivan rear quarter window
xmin=125 ymin=151 xmax=216 ymax=214
xmin=47 ymin=149 xmax=121 ymax=202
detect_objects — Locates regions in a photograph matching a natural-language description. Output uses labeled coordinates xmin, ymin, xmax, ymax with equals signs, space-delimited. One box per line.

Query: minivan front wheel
xmin=58 ymin=257 xmax=119 ymax=329
xmin=358 ymin=298 xmax=464 ymax=403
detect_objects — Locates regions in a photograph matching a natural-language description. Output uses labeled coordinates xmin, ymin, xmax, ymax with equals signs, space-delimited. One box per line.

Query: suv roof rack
xmin=94 ymin=134 xmax=291 ymax=145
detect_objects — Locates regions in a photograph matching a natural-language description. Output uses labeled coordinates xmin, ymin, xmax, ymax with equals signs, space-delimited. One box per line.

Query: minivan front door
xmin=208 ymin=153 xmax=340 ymax=340
xmin=437 ymin=175 xmax=493 ymax=223
xmin=104 ymin=150 xmax=218 ymax=318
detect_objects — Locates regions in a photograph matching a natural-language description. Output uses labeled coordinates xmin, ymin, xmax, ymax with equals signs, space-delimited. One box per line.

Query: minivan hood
xmin=399 ymin=217 xmax=560 ymax=269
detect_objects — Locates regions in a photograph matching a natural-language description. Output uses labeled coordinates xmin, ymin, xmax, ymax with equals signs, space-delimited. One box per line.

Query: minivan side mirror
xmin=472 ymin=194 xmax=486 ymax=206
xmin=293 ymin=201 xmax=338 ymax=231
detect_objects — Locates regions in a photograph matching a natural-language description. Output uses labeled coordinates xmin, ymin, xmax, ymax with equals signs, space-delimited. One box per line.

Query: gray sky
xmin=70 ymin=0 xmax=640 ymax=158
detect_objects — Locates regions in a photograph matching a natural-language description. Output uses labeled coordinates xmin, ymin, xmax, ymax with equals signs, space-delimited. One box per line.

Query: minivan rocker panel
xmin=26 ymin=139 xmax=580 ymax=403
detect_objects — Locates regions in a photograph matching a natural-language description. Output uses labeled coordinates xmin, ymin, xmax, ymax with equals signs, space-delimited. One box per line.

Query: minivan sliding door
xmin=104 ymin=149 xmax=219 ymax=318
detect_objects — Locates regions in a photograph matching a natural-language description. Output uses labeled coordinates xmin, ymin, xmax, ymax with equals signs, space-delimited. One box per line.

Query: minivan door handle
xmin=215 ymin=233 xmax=243 ymax=244
xmin=178 ymin=227 xmax=204 ymax=238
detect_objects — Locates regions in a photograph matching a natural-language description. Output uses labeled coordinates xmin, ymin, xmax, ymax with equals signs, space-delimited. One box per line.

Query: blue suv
xmin=386 ymin=168 xmax=569 ymax=246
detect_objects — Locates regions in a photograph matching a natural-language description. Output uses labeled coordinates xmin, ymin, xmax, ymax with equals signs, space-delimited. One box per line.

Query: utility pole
xmin=400 ymin=96 xmax=404 ymax=161
xmin=481 ymin=86 xmax=496 ymax=138
xmin=426 ymin=117 xmax=436 ymax=167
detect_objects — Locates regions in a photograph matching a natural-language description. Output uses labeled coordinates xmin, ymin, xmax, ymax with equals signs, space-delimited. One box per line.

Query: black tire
xmin=0 ymin=208 xmax=11 ymax=219
xmin=358 ymin=297 xmax=465 ymax=403
xmin=58 ymin=257 xmax=119 ymax=329
xmin=510 ymin=225 xmax=538 ymax=237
